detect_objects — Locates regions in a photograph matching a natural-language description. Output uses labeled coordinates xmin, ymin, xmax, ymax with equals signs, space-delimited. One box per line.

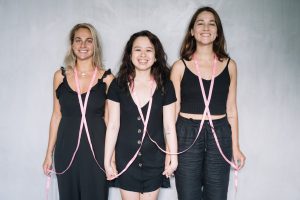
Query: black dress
xmin=54 ymin=68 xmax=111 ymax=200
xmin=107 ymin=79 xmax=176 ymax=193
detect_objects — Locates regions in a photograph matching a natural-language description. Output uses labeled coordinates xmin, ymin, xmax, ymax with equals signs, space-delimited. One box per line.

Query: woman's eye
xmin=87 ymin=39 xmax=93 ymax=44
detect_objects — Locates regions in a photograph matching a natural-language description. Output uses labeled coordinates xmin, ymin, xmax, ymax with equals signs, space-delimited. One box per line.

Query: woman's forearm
xmin=45 ymin=113 xmax=61 ymax=157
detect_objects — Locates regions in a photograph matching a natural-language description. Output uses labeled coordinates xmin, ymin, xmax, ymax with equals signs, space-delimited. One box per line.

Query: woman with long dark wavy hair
xmin=104 ymin=30 xmax=178 ymax=200
xmin=171 ymin=7 xmax=246 ymax=200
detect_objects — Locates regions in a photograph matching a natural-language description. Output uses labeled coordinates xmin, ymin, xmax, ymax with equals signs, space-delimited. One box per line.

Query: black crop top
xmin=180 ymin=59 xmax=230 ymax=115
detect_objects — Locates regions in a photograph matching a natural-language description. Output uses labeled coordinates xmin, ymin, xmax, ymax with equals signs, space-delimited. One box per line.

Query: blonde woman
xmin=43 ymin=23 xmax=113 ymax=200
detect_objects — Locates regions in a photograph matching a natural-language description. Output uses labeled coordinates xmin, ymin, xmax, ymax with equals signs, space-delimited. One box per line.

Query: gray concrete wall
xmin=0 ymin=0 xmax=299 ymax=199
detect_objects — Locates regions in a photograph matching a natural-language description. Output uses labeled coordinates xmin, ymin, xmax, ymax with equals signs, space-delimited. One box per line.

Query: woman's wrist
xmin=104 ymin=159 xmax=111 ymax=168
xmin=46 ymin=151 xmax=53 ymax=158
xmin=232 ymin=144 xmax=240 ymax=151
xmin=170 ymin=155 xmax=178 ymax=163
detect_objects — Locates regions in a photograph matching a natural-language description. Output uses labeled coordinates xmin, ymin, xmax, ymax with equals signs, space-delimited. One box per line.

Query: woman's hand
xmin=43 ymin=155 xmax=52 ymax=176
xmin=110 ymin=158 xmax=118 ymax=178
xmin=163 ymin=157 xmax=178 ymax=178
xmin=105 ymin=163 xmax=118 ymax=181
xmin=233 ymin=147 xmax=246 ymax=170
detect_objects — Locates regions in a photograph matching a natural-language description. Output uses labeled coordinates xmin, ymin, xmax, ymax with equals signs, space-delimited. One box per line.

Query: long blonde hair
xmin=64 ymin=23 xmax=103 ymax=69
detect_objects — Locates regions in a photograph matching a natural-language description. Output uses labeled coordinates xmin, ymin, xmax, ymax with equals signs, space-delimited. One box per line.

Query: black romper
xmin=107 ymin=79 xmax=176 ymax=193
xmin=54 ymin=68 xmax=111 ymax=200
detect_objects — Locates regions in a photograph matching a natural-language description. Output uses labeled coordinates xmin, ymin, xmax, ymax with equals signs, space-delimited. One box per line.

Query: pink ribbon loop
xmin=46 ymin=67 xmax=105 ymax=200
xmin=138 ymin=55 xmax=240 ymax=192
xmin=110 ymin=80 xmax=155 ymax=179
xmin=74 ymin=68 xmax=105 ymax=173
xmin=144 ymin=57 xmax=216 ymax=155
xmin=193 ymin=54 xmax=239 ymax=192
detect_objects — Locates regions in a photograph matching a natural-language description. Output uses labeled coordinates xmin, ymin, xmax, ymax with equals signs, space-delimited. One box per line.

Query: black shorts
xmin=113 ymin=171 xmax=170 ymax=193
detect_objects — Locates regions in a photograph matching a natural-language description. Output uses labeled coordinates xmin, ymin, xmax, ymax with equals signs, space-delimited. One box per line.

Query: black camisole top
xmin=180 ymin=58 xmax=231 ymax=115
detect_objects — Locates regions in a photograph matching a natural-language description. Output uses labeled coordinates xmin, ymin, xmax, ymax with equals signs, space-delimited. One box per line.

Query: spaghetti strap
xmin=60 ymin=66 xmax=66 ymax=77
xmin=100 ymin=69 xmax=111 ymax=81
xmin=181 ymin=59 xmax=188 ymax=68
xmin=225 ymin=58 xmax=231 ymax=67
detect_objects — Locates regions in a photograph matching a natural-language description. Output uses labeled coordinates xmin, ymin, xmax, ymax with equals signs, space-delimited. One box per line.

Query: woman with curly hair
xmin=104 ymin=30 xmax=178 ymax=200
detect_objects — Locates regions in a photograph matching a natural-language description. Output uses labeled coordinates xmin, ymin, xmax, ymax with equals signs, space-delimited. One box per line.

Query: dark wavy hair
xmin=180 ymin=7 xmax=228 ymax=61
xmin=117 ymin=30 xmax=170 ymax=92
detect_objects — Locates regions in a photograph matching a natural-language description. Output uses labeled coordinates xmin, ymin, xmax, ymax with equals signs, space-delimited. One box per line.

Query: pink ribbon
xmin=145 ymin=58 xmax=216 ymax=155
xmin=193 ymin=55 xmax=240 ymax=192
xmin=109 ymin=80 xmax=155 ymax=179
xmin=140 ymin=55 xmax=240 ymax=192
xmin=46 ymin=67 xmax=105 ymax=199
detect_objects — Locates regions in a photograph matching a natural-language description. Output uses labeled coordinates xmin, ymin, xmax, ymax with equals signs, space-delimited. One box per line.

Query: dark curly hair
xmin=116 ymin=30 xmax=170 ymax=93
xmin=180 ymin=7 xmax=229 ymax=61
